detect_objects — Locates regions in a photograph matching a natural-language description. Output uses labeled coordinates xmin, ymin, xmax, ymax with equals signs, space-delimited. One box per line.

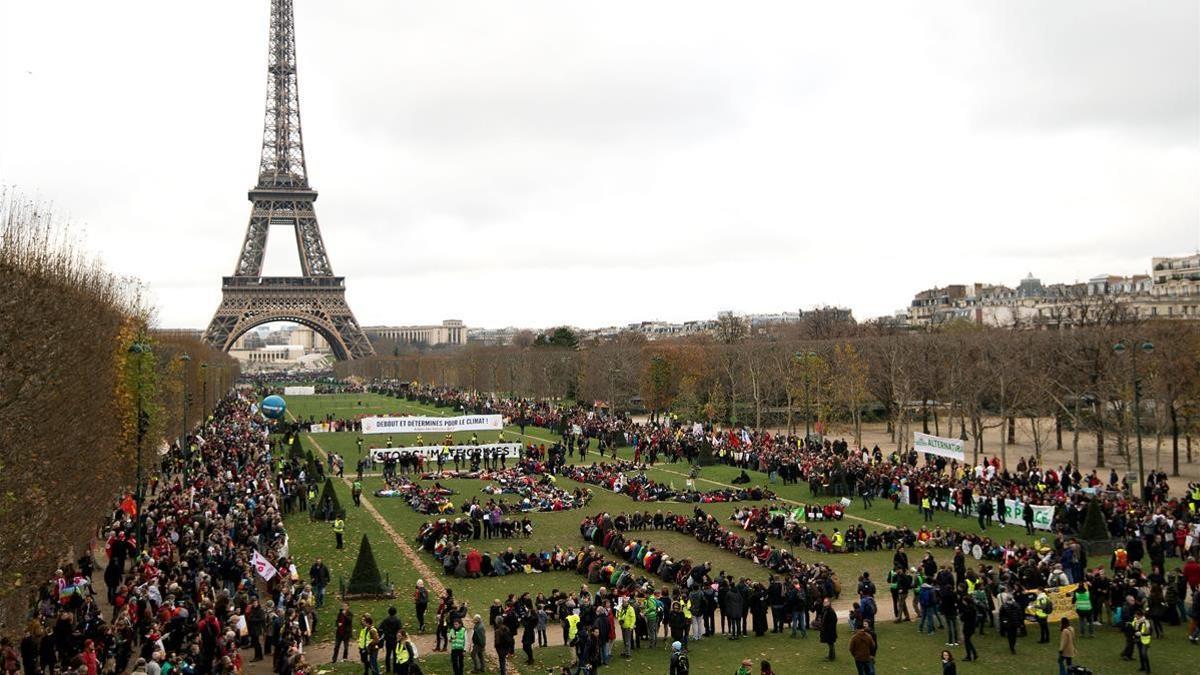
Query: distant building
xmin=365 ymin=320 xmax=467 ymax=347
xmin=898 ymin=253 xmax=1200 ymax=328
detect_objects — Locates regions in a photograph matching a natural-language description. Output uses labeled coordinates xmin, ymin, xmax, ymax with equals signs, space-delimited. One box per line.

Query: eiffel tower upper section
xmin=232 ymin=0 xmax=332 ymax=279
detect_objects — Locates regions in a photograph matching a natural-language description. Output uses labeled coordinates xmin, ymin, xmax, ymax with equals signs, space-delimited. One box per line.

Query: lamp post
xmin=128 ymin=340 xmax=151 ymax=549
xmin=795 ymin=351 xmax=817 ymax=440
xmin=200 ymin=363 xmax=209 ymax=420
xmin=180 ymin=353 xmax=191 ymax=484
xmin=1113 ymin=339 xmax=1154 ymax=499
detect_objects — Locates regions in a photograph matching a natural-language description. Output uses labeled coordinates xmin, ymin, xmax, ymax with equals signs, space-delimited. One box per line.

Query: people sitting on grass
xmin=560 ymin=460 xmax=776 ymax=503
xmin=374 ymin=475 xmax=458 ymax=514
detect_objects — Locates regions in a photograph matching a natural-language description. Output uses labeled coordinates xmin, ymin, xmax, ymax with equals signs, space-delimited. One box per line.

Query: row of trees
xmin=0 ymin=193 xmax=239 ymax=631
xmin=337 ymin=319 xmax=1200 ymax=477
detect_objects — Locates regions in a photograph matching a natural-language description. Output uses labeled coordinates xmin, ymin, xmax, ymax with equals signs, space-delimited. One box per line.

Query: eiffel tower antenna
xmin=203 ymin=0 xmax=374 ymax=360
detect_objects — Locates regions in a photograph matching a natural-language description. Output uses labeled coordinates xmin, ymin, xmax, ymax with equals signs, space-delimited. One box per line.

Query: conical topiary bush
xmin=316 ymin=478 xmax=343 ymax=520
xmin=1079 ymin=498 xmax=1109 ymax=541
xmin=346 ymin=534 xmax=391 ymax=596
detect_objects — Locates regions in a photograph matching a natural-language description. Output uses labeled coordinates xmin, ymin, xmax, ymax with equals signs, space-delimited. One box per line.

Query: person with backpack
xmin=1033 ymin=591 xmax=1053 ymax=643
xmin=413 ymin=581 xmax=429 ymax=634
xmin=668 ymin=641 xmax=688 ymax=675
xmin=998 ymin=592 xmax=1023 ymax=655
xmin=359 ymin=614 xmax=381 ymax=675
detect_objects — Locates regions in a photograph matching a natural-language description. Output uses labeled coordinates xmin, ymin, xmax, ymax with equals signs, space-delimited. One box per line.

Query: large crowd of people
xmin=559 ymin=461 xmax=775 ymax=504
xmin=16 ymin=396 xmax=318 ymax=675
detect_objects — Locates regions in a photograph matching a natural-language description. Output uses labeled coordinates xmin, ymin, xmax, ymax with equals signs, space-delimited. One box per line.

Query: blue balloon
xmin=262 ymin=395 xmax=287 ymax=420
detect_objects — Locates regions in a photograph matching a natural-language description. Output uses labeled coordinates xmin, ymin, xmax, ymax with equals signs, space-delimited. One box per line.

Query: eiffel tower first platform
xmin=203 ymin=0 xmax=374 ymax=360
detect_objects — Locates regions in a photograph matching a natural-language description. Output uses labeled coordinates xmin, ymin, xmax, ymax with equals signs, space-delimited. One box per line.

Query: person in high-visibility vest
xmin=359 ymin=614 xmax=381 ymax=675
xmin=619 ymin=601 xmax=637 ymax=658
xmin=1132 ymin=608 xmax=1151 ymax=672
xmin=1073 ymin=582 xmax=1094 ymax=638
xmin=333 ymin=517 xmax=345 ymax=549
xmin=396 ymin=630 xmax=415 ymax=675
xmin=1033 ymin=591 xmax=1052 ymax=643
xmin=448 ymin=617 xmax=467 ymax=675
xmin=922 ymin=495 xmax=933 ymax=522
xmin=642 ymin=595 xmax=660 ymax=648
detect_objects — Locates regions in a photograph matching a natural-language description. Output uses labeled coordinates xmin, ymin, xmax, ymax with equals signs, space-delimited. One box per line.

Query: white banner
xmin=361 ymin=414 xmax=504 ymax=435
xmin=1003 ymin=498 xmax=1056 ymax=531
xmin=369 ymin=443 xmax=523 ymax=462
xmin=251 ymin=550 xmax=278 ymax=581
xmin=913 ymin=432 xmax=965 ymax=461
xmin=284 ymin=386 xmax=316 ymax=396
xmin=309 ymin=423 xmax=331 ymax=433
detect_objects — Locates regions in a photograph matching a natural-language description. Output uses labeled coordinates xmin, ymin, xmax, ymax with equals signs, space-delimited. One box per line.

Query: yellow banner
xmin=1023 ymin=584 xmax=1079 ymax=623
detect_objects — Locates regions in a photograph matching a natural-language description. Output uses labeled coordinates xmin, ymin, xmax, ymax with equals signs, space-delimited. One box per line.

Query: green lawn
xmin=282 ymin=392 xmax=1192 ymax=675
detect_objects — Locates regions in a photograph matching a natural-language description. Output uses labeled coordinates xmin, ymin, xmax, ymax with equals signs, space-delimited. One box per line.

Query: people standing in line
xmin=668 ymin=641 xmax=688 ymax=675
xmin=1058 ymin=618 xmax=1076 ymax=675
xmin=941 ymin=650 xmax=957 ymax=675
xmin=849 ymin=622 xmax=876 ymax=675
xmin=470 ymin=615 xmax=487 ymax=673
xmin=818 ymin=598 xmax=838 ymax=661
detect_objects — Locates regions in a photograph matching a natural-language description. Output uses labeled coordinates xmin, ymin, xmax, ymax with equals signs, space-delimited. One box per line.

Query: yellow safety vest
xmin=397 ymin=642 xmax=411 ymax=664
xmin=1134 ymin=618 xmax=1151 ymax=645
xmin=682 ymin=601 xmax=692 ymax=620
xmin=1034 ymin=596 xmax=1050 ymax=619
xmin=359 ymin=626 xmax=378 ymax=649
xmin=333 ymin=519 xmax=345 ymax=534
xmin=567 ymin=614 xmax=580 ymax=639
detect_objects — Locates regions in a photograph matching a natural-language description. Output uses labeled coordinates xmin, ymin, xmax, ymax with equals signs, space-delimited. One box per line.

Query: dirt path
xmin=303 ymin=434 xmax=520 ymax=674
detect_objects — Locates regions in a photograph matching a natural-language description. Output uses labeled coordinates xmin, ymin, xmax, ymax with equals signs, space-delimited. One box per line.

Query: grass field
xmin=279 ymin=393 xmax=1192 ymax=675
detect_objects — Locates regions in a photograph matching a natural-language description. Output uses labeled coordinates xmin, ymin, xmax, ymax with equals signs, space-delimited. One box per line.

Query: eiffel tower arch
xmin=203 ymin=0 xmax=374 ymax=360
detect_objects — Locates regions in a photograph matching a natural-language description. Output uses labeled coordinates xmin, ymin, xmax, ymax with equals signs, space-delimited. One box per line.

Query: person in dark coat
xmin=724 ymin=587 xmax=745 ymax=640
xmin=751 ymin=584 xmax=769 ymax=637
xmin=818 ymin=598 xmax=838 ymax=660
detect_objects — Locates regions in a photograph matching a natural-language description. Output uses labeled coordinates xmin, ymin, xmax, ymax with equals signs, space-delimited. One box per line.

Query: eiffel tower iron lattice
xmin=204 ymin=0 xmax=374 ymax=360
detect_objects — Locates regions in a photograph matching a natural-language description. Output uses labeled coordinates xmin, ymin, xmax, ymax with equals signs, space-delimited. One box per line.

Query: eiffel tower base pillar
xmin=204 ymin=276 xmax=375 ymax=360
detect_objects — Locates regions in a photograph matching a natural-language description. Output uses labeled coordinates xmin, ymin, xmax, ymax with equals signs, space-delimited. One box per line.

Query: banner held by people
xmin=913 ymin=431 xmax=965 ymax=461
xmin=369 ymin=443 xmax=523 ymax=462
xmin=360 ymin=414 xmax=504 ymax=435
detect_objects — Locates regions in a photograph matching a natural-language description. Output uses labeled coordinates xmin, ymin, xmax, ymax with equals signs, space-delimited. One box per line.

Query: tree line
xmin=0 ymin=193 xmax=240 ymax=630
xmin=337 ymin=316 xmax=1200 ymax=478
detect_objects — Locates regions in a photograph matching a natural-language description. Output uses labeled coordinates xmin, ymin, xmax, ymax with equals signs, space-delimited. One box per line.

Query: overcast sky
xmin=2 ymin=1 xmax=1197 ymax=330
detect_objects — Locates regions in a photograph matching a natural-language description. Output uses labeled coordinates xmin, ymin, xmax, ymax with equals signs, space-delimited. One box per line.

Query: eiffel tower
xmin=203 ymin=0 xmax=374 ymax=360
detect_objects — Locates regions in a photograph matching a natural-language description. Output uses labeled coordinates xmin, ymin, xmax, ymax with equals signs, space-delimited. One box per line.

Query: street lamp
xmin=795 ymin=351 xmax=817 ymax=440
xmin=128 ymin=340 xmax=151 ymax=549
xmin=180 ymin=353 xmax=191 ymax=484
xmin=1113 ymin=339 xmax=1154 ymax=499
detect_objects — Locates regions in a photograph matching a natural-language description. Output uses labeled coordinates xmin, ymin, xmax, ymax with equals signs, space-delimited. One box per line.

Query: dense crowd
xmin=14 ymin=396 xmax=319 ymax=675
